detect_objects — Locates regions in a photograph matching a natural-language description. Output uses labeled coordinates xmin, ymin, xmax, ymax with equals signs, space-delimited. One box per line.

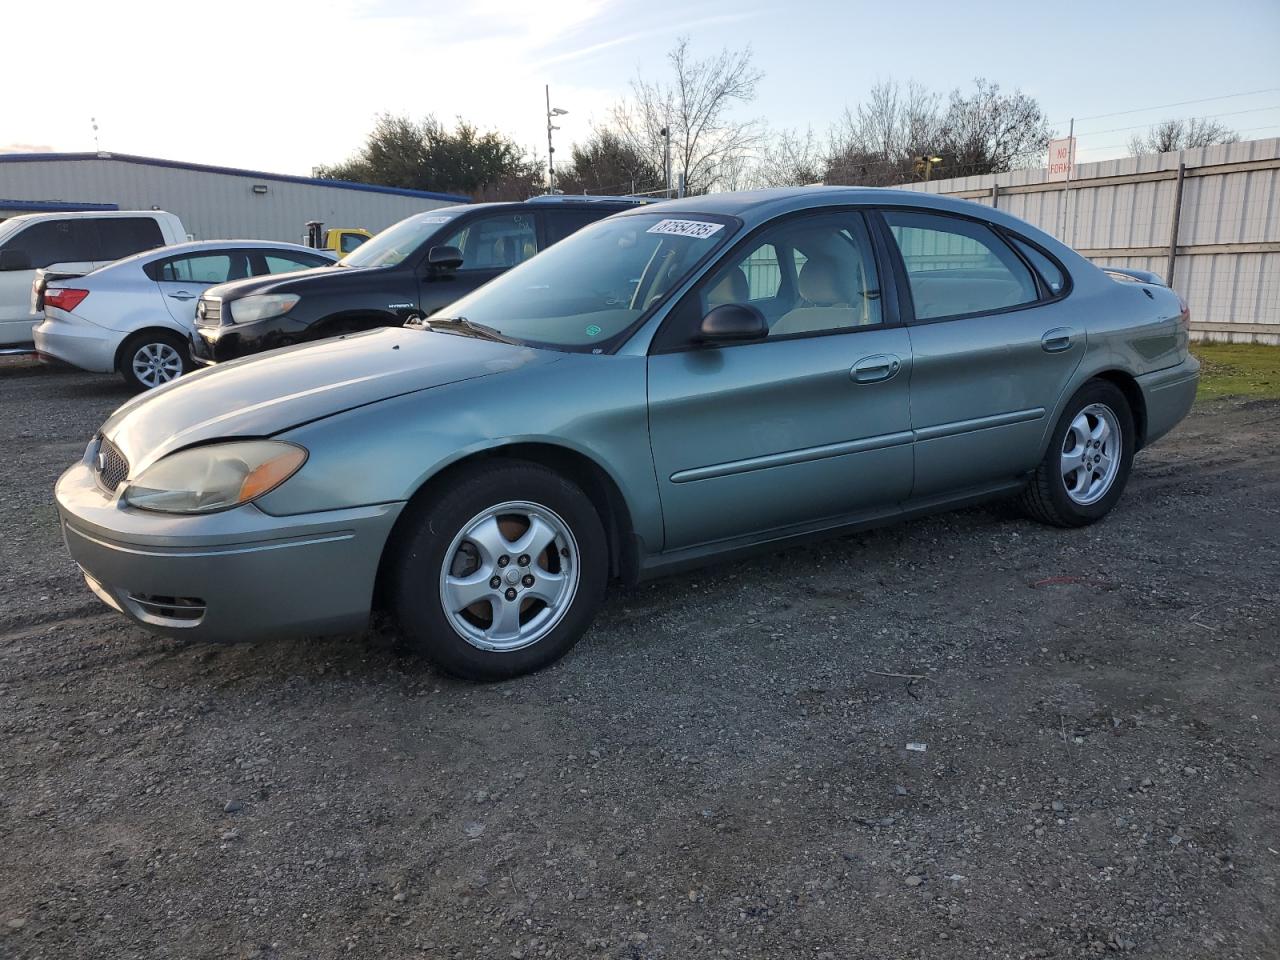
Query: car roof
xmin=619 ymin=186 xmax=1071 ymax=252
xmin=411 ymin=198 xmax=644 ymax=218
xmin=98 ymin=239 xmax=336 ymax=271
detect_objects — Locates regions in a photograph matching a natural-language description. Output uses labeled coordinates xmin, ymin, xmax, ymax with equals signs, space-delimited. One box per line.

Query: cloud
xmin=0 ymin=144 xmax=54 ymax=154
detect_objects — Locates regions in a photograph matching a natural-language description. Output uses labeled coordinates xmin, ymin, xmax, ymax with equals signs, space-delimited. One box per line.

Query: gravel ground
xmin=1 ymin=359 xmax=1277 ymax=960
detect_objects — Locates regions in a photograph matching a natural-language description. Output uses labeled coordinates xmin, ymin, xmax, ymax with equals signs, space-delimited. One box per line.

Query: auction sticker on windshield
xmin=646 ymin=219 xmax=725 ymax=239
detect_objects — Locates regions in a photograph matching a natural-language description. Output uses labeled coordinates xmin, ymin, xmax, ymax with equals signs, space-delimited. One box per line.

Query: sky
xmin=4 ymin=0 xmax=1279 ymax=179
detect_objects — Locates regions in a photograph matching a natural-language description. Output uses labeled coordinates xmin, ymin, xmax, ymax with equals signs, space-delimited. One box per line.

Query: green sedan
xmin=54 ymin=188 xmax=1200 ymax=679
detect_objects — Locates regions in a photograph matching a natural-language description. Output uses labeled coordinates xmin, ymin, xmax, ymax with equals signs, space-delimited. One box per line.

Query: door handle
xmin=1041 ymin=327 xmax=1077 ymax=353
xmin=168 ymin=291 xmax=196 ymax=301
xmin=851 ymin=353 xmax=902 ymax=384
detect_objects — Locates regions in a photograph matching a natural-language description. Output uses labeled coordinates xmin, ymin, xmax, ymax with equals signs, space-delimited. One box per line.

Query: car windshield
xmin=428 ymin=212 xmax=738 ymax=351
xmin=338 ymin=209 xmax=460 ymax=268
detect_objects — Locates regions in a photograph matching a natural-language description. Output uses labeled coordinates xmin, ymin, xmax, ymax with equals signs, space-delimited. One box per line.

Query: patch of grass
xmin=1192 ymin=343 xmax=1280 ymax=401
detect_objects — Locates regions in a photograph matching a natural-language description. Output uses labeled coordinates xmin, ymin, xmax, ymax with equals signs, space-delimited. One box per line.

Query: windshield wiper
xmin=423 ymin=316 xmax=518 ymax=344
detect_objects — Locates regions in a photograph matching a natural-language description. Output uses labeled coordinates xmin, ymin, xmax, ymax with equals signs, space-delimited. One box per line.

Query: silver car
xmin=34 ymin=240 xmax=335 ymax=390
xmin=54 ymin=188 xmax=1200 ymax=679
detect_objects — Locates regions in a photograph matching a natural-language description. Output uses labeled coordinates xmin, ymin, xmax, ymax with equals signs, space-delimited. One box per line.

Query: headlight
xmin=122 ymin=440 xmax=307 ymax=514
xmin=229 ymin=293 xmax=300 ymax=325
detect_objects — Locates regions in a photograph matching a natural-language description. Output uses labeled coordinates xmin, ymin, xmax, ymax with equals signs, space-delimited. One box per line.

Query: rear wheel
xmin=390 ymin=460 xmax=608 ymax=680
xmin=119 ymin=330 xmax=191 ymax=391
xmin=1020 ymin=379 xmax=1135 ymax=527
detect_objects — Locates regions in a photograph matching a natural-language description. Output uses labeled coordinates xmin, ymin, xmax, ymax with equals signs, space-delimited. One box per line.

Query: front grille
xmin=195 ymin=297 xmax=222 ymax=327
xmin=95 ymin=436 xmax=129 ymax=491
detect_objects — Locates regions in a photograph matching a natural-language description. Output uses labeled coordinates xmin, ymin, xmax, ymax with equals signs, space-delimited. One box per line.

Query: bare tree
xmin=753 ymin=126 xmax=824 ymax=187
xmin=938 ymin=79 xmax=1052 ymax=174
xmin=1128 ymin=117 xmax=1239 ymax=155
xmin=610 ymin=37 xmax=762 ymax=194
xmin=825 ymin=78 xmax=1050 ymax=186
xmin=825 ymin=80 xmax=942 ymax=186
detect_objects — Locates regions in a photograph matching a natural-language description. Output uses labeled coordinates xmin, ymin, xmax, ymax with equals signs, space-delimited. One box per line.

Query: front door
xmin=877 ymin=209 xmax=1084 ymax=498
xmin=647 ymin=210 xmax=914 ymax=550
xmin=420 ymin=211 xmax=542 ymax=316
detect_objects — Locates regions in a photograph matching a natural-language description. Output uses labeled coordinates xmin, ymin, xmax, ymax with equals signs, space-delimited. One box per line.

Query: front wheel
xmin=390 ymin=460 xmax=608 ymax=680
xmin=119 ymin=330 xmax=192 ymax=391
xmin=1019 ymin=379 xmax=1135 ymax=527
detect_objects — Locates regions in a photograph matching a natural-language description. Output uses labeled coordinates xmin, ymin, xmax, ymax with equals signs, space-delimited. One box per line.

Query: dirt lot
xmin=1 ymin=360 xmax=1277 ymax=960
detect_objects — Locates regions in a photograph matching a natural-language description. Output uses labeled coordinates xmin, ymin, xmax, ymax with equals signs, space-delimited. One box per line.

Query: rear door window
xmin=4 ymin=219 xmax=96 ymax=267
xmin=544 ymin=209 xmax=604 ymax=246
xmin=94 ymin=217 xmax=165 ymax=261
xmin=883 ymin=210 xmax=1038 ymax=320
xmin=156 ymin=252 xmax=252 ymax=284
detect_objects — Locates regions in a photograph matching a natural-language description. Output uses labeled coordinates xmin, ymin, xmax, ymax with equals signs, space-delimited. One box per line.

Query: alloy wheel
xmin=438 ymin=500 xmax=580 ymax=652
xmin=131 ymin=341 xmax=184 ymax=388
xmin=1061 ymin=402 xmax=1122 ymax=506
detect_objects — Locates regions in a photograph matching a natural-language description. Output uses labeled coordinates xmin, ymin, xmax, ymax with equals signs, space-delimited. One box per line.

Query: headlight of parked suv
xmin=228 ymin=293 xmax=300 ymax=325
xmin=122 ymin=441 xmax=307 ymax=514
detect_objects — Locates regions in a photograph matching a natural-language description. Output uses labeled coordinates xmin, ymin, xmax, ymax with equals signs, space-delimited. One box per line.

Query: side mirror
xmin=697 ymin=303 xmax=767 ymax=343
xmin=425 ymin=245 xmax=464 ymax=272
xmin=0 ymin=249 xmax=33 ymax=272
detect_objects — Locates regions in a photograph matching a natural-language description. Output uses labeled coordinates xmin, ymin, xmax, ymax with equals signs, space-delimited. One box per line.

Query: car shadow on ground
xmin=98 ymin=500 xmax=1021 ymax=695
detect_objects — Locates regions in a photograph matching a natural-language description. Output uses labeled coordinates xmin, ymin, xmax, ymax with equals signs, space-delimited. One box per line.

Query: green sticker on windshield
xmin=585 ymin=324 xmax=602 ymax=337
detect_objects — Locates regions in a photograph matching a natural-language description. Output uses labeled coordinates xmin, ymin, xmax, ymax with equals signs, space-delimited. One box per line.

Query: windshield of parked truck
xmin=425 ymin=212 xmax=738 ymax=352
xmin=339 ymin=209 xmax=462 ymax=268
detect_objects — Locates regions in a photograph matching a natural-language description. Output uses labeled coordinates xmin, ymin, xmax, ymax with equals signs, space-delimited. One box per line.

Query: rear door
xmin=876 ymin=209 xmax=1083 ymax=498
xmin=543 ymin=208 xmax=609 ymax=247
xmin=90 ymin=217 xmax=166 ymax=269
xmin=152 ymin=250 xmax=255 ymax=327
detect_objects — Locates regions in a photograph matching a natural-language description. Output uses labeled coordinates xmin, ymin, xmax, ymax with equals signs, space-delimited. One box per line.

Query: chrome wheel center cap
xmin=505 ymin=567 xmax=521 ymax=586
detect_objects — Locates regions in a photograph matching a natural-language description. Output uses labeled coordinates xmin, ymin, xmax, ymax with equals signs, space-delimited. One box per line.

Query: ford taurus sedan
xmin=54 ymin=188 xmax=1200 ymax=680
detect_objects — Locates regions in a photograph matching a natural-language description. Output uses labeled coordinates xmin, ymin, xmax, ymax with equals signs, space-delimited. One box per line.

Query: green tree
xmin=556 ymin=129 xmax=662 ymax=195
xmin=317 ymin=114 xmax=540 ymax=199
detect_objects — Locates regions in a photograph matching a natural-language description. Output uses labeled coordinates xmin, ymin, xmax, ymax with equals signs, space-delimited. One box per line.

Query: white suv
xmin=0 ymin=210 xmax=186 ymax=349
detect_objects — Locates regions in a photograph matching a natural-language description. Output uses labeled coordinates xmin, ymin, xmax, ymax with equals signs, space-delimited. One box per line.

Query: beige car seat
xmin=771 ymin=256 xmax=869 ymax=336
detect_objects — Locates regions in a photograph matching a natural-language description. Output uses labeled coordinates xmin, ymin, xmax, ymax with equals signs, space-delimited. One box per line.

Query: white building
xmin=0 ymin=152 xmax=469 ymax=243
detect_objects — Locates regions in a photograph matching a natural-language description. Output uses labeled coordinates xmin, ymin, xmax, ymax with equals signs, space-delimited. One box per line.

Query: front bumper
xmin=192 ymin=314 xmax=306 ymax=365
xmin=34 ymin=312 xmax=118 ymax=374
xmin=55 ymin=458 xmax=404 ymax=641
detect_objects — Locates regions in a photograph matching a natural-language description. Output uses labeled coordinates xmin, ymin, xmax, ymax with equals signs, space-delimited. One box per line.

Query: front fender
xmin=256 ymin=352 xmax=663 ymax=551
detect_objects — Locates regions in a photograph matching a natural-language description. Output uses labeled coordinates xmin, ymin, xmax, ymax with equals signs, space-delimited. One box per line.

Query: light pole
xmin=660 ymin=125 xmax=671 ymax=197
xmin=546 ymin=86 xmax=568 ymax=194
xmin=920 ymin=155 xmax=942 ymax=182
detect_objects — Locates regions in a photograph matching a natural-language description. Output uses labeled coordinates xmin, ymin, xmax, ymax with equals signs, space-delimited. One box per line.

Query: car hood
xmin=203 ymin=262 xmax=372 ymax=300
xmin=102 ymin=327 xmax=559 ymax=471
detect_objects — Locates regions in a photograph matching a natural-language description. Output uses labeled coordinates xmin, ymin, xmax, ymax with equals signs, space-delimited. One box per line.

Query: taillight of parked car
xmin=1176 ymin=291 xmax=1190 ymax=335
xmin=45 ymin=288 xmax=90 ymax=312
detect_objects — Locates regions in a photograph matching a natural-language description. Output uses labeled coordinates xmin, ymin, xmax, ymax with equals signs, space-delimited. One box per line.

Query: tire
xmin=119 ymin=329 xmax=192 ymax=391
xmin=390 ymin=459 xmax=608 ymax=680
xmin=1019 ymin=379 xmax=1135 ymax=528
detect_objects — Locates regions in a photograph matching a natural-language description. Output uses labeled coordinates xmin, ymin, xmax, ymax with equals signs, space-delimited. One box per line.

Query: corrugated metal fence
xmin=894 ymin=137 xmax=1280 ymax=344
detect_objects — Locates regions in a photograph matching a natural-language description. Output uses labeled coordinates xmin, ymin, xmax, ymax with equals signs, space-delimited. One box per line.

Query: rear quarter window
xmin=1008 ymin=235 xmax=1067 ymax=296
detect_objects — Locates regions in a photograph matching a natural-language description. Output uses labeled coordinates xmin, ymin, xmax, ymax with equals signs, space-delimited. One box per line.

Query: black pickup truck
xmin=190 ymin=196 xmax=646 ymax=365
